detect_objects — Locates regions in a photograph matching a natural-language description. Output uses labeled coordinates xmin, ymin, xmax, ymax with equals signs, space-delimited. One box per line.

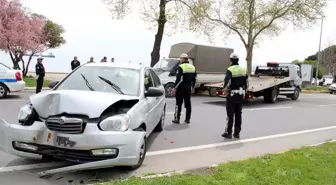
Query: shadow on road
xmin=0 ymin=95 xmax=22 ymax=100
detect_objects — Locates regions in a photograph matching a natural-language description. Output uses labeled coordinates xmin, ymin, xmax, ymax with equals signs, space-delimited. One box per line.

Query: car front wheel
xmin=126 ymin=127 xmax=147 ymax=170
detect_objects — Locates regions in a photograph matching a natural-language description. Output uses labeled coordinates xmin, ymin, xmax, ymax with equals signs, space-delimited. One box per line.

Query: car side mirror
xmin=145 ymin=87 xmax=164 ymax=97
xmin=48 ymin=81 xmax=59 ymax=89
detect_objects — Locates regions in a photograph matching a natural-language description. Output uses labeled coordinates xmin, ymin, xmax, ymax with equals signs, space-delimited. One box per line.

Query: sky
xmin=0 ymin=0 xmax=335 ymax=73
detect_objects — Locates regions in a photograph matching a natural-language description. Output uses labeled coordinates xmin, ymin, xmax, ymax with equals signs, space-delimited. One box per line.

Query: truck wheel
xmin=209 ymin=87 xmax=217 ymax=97
xmin=164 ymin=83 xmax=175 ymax=98
xmin=0 ymin=83 xmax=8 ymax=99
xmin=290 ymin=87 xmax=300 ymax=100
xmin=263 ymin=87 xmax=278 ymax=103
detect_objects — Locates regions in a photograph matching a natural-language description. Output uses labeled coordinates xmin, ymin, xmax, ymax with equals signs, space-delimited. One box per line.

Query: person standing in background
xmin=71 ymin=56 xmax=81 ymax=70
xmin=87 ymin=57 xmax=95 ymax=63
xmin=111 ymin=58 xmax=115 ymax=62
xmin=101 ymin=57 xmax=107 ymax=62
xmin=35 ymin=56 xmax=45 ymax=94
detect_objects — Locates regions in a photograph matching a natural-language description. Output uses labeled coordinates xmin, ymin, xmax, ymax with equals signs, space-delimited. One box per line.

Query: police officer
xmin=35 ymin=56 xmax=45 ymax=94
xmin=172 ymin=53 xmax=197 ymax=124
xmin=222 ymin=53 xmax=248 ymax=139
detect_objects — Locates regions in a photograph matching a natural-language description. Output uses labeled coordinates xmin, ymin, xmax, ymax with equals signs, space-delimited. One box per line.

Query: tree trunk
xmin=150 ymin=0 xmax=167 ymax=67
xmin=245 ymin=46 xmax=253 ymax=75
xmin=24 ymin=53 xmax=34 ymax=77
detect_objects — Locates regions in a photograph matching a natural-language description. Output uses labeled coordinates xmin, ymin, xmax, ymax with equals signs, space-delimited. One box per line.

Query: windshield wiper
xmin=80 ymin=74 xmax=95 ymax=91
xmin=98 ymin=76 xmax=124 ymax=94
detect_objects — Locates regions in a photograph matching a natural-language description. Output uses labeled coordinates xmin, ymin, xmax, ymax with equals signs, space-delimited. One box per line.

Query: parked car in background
xmin=0 ymin=63 xmax=166 ymax=177
xmin=0 ymin=62 xmax=25 ymax=98
xmin=329 ymin=83 xmax=336 ymax=94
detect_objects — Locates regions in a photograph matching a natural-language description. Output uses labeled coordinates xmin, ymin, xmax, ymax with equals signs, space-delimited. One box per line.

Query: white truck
xmin=153 ymin=42 xmax=233 ymax=97
xmin=205 ymin=62 xmax=303 ymax=103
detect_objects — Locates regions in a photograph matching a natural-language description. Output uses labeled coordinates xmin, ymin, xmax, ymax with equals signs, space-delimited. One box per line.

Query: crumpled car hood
xmin=29 ymin=90 xmax=138 ymax=118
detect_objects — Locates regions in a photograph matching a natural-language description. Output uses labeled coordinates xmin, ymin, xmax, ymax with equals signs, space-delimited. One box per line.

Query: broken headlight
xmin=18 ymin=104 xmax=33 ymax=122
xmin=98 ymin=114 xmax=130 ymax=131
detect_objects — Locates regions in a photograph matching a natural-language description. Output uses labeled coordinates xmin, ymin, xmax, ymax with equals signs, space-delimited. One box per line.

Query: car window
xmin=149 ymin=69 xmax=161 ymax=87
xmin=144 ymin=69 xmax=154 ymax=91
xmin=55 ymin=66 xmax=140 ymax=96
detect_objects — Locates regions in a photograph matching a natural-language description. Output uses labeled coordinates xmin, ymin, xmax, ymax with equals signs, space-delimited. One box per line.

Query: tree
xmin=182 ymin=0 xmax=327 ymax=74
xmin=292 ymin=59 xmax=325 ymax=79
xmin=102 ymin=0 xmax=190 ymax=67
xmin=320 ymin=45 xmax=336 ymax=76
xmin=0 ymin=0 xmax=44 ymax=70
xmin=22 ymin=15 xmax=66 ymax=76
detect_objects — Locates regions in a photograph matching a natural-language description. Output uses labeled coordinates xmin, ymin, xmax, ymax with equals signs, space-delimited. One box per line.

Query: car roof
xmin=83 ymin=62 xmax=145 ymax=70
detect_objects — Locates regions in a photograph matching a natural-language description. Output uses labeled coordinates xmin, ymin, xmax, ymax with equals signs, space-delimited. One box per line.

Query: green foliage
xmin=320 ymin=45 xmax=336 ymax=74
xmin=292 ymin=59 xmax=325 ymax=78
xmin=42 ymin=20 xmax=66 ymax=49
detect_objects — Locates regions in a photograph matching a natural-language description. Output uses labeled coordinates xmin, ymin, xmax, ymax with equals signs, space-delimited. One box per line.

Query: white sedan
xmin=329 ymin=83 xmax=336 ymax=94
xmin=0 ymin=63 xmax=166 ymax=176
xmin=0 ymin=62 xmax=25 ymax=98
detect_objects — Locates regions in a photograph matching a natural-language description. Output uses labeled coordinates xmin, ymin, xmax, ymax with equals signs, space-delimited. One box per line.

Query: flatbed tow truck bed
xmin=204 ymin=62 xmax=302 ymax=103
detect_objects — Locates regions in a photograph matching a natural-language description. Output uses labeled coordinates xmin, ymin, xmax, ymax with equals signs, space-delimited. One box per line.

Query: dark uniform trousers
xmin=175 ymin=86 xmax=192 ymax=121
xmin=225 ymin=93 xmax=244 ymax=135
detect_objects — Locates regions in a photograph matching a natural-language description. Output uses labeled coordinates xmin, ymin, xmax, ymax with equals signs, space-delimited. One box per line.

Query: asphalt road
xmin=0 ymin=90 xmax=336 ymax=184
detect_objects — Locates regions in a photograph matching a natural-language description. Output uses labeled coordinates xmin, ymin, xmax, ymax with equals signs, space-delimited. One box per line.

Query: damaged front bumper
xmin=0 ymin=119 xmax=145 ymax=167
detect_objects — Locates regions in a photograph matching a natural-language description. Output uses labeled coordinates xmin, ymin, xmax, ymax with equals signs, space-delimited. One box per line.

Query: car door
xmin=149 ymin=69 xmax=165 ymax=123
xmin=0 ymin=63 xmax=8 ymax=81
xmin=144 ymin=69 xmax=157 ymax=132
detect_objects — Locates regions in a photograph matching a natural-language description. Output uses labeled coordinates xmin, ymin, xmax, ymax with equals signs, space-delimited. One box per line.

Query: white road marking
xmin=319 ymin=104 xmax=336 ymax=107
xmin=244 ymin=106 xmax=292 ymax=111
xmin=146 ymin=125 xmax=336 ymax=156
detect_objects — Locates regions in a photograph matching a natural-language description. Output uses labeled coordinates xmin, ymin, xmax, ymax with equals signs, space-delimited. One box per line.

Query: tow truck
xmin=205 ymin=62 xmax=302 ymax=103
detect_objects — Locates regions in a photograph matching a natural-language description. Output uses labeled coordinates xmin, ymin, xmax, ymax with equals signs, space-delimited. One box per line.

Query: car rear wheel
xmin=0 ymin=83 xmax=8 ymax=99
xmin=164 ymin=83 xmax=175 ymax=98
xmin=154 ymin=105 xmax=165 ymax=132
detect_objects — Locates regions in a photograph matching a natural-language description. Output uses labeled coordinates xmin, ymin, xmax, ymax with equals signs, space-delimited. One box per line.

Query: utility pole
xmin=315 ymin=18 xmax=323 ymax=86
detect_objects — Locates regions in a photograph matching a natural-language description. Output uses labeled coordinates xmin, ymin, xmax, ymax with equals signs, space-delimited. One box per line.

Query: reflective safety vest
xmin=180 ymin=63 xmax=196 ymax=73
xmin=227 ymin=65 xmax=247 ymax=90
xmin=227 ymin=65 xmax=246 ymax=77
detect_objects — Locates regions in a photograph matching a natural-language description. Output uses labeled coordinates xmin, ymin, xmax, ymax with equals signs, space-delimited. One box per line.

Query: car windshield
xmin=55 ymin=66 xmax=140 ymax=96
xmin=153 ymin=59 xmax=179 ymax=71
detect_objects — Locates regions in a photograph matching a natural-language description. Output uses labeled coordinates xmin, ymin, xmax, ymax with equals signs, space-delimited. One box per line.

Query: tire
xmin=154 ymin=105 xmax=166 ymax=132
xmin=164 ymin=83 xmax=175 ymax=98
xmin=263 ymin=87 xmax=278 ymax=103
xmin=208 ymin=87 xmax=217 ymax=97
xmin=126 ymin=127 xmax=147 ymax=170
xmin=290 ymin=87 xmax=300 ymax=100
xmin=0 ymin=83 xmax=8 ymax=99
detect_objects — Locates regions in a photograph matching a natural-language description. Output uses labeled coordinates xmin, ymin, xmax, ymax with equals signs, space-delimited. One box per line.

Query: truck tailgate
xmin=248 ymin=76 xmax=290 ymax=92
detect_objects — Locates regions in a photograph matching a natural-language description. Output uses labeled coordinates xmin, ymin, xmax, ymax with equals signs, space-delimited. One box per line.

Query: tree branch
xmin=175 ymin=0 xmax=247 ymax=47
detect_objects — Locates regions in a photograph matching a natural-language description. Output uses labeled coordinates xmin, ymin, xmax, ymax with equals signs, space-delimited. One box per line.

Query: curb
xmin=301 ymin=90 xmax=328 ymax=94
xmin=24 ymin=87 xmax=49 ymax=90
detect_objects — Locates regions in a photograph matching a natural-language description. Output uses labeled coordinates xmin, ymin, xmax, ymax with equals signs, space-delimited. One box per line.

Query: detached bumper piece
xmin=12 ymin=141 xmax=119 ymax=163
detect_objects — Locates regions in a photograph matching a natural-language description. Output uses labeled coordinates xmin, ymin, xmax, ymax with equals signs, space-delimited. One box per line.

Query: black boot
xmin=221 ymin=133 xmax=232 ymax=139
xmin=172 ymin=120 xmax=180 ymax=124
xmin=233 ymin=133 xmax=240 ymax=139
xmin=184 ymin=120 xmax=190 ymax=124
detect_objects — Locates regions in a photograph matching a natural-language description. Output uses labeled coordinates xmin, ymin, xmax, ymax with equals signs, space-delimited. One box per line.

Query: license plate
xmin=56 ymin=136 xmax=76 ymax=147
